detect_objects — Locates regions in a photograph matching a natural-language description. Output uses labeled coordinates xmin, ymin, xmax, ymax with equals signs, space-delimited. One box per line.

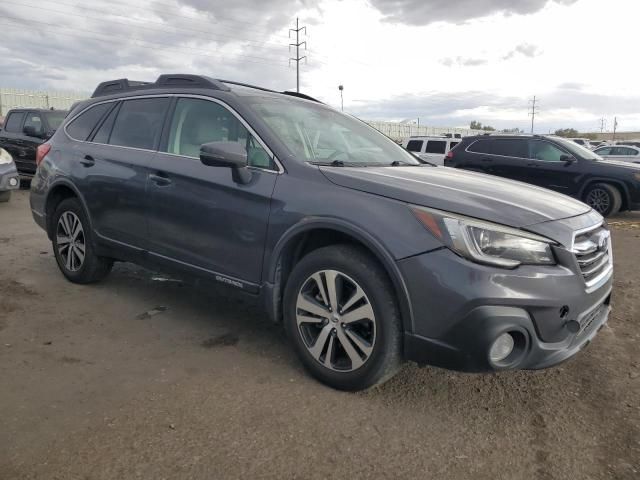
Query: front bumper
xmin=0 ymin=163 xmax=20 ymax=192
xmin=399 ymin=247 xmax=612 ymax=372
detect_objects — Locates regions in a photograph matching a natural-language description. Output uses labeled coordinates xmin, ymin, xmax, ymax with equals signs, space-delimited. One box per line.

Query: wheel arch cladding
xmin=266 ymin=221 xmax=415 ymax=333
xmin=45 ymin=183 xmax=80 ymax=239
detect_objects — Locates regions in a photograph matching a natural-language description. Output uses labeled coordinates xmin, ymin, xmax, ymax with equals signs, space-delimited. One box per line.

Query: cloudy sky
xmin=1 ymin=0 xmax=638 ymax=132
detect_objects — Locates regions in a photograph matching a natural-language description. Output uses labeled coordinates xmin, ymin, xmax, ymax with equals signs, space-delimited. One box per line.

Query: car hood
xmin=320 ymin=165 xmax=591 ymax=228
xmin=595 ymin=159 xmax=640 ymax=170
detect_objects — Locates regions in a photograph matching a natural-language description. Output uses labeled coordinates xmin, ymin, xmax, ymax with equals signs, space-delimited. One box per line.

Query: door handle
xmin=149 ymin=173 xmax=172 ymax=186
xmin=79 ymin=155 xmax=95 ymax=167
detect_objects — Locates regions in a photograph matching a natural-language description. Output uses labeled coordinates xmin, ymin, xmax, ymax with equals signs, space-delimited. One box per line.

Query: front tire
xmin=52 ymin=198 xmax=113 ymax=284
xmin=584 ymin=183 xmax=622 ymax=217
xmin=283 ymin=245 xmax=403 ymax=391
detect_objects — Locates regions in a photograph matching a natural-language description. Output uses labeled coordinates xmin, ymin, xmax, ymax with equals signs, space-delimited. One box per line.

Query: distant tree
xmin=501 ymin=127 xmax=523 ymax=133
xmin=554 ymin=128 xmax=580 ymax=137
xmin=470 ymin=120 xmax=495 ymax=131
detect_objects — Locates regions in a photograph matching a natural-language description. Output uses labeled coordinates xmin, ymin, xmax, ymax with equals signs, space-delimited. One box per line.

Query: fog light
xmin=489 ymin=333 xmax=515 ymax=363
xmin=9 ymin=178 xmax=18 ymax=187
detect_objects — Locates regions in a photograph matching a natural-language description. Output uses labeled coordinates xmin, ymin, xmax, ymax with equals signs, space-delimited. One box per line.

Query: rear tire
xmin=583 ymin=183 xmax=622 ymax=217
xmin=52 ymin=198 xmax=113 ymax=284
xmin=283 ymin=245 xmax=403 ymax=391
xmin=0 ymin=191 xmax=10 ymax=203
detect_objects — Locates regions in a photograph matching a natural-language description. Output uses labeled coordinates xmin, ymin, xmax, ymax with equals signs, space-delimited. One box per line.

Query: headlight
xmin=0 ymin=148 xmax=12 ymax=165
xmin=411 ymin=205 xmax=556 ymax=268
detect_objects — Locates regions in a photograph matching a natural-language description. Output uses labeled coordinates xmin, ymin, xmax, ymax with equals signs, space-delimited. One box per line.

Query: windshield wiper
xmin=310 ymin=160 xmax=347 ymax=167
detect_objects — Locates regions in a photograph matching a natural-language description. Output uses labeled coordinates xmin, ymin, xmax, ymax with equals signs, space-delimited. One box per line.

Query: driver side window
xmin=165 ymin=98 xmax=274 ymax=170
xmin=528 ymin=140 xmax=567 ymax=162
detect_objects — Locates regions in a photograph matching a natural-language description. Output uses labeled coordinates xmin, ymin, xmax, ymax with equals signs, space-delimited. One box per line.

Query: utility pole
xmin=612 ymin=117 xmax=618 ymax=142
xmin=289 ymin=18 xmax=307 ymax=93
xmin=338 ymin=85 xmax=344 ymax=111
xmin=599 ymin=117 xmax=607 ymax=133
xmin=528 ymin=96 xmax=538 ymax=133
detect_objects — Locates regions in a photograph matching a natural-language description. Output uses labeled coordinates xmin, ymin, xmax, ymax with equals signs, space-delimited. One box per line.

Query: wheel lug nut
xmin=341 ymin=323 xmax=345 ymax=328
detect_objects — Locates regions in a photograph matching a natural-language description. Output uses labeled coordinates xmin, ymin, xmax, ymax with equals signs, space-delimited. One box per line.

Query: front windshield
xmin=247 ymin=97 xmax=421 ymax=166
xmin=43 ymin=111 xmax=68 ymax=130
xmin=552 ymin=136 xmax=602 ymax=160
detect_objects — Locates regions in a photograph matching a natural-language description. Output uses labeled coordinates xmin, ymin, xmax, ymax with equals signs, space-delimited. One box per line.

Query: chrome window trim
xmin=465 ymin=137 xmax=572 ymax=163
xmin=63 ymin=93 xmax=284 ymax=174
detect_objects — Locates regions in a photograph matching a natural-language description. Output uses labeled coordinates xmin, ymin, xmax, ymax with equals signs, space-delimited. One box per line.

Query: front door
xmin=525 ymin=139 xmax=582 ymax=196
xmin=146 ymin=97 xmax=278 ymax=285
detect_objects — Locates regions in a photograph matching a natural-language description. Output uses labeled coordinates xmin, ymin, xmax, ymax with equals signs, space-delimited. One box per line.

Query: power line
xmin=528 ymin=95 xmax=539 ymax=133
xmin=0 ymin=18 xmax=290 ymax=69
xmin=289 ymin=17 xmax=307 ymax=93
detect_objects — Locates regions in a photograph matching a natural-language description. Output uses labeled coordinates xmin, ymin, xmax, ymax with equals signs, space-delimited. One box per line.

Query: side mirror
xmin=200 ymin=141 xmax=252 ymax=184
xmin=560 ymin=154 xmax=576 ymax=164
xmin=23 ymin=125 xmax=42 ymax=137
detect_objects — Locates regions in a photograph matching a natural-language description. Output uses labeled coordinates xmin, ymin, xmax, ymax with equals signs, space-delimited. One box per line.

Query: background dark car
xmin=444 ymin=134 xmax=640 ymax=217
xmin=0 ymin=108 xmax=68 ymax=179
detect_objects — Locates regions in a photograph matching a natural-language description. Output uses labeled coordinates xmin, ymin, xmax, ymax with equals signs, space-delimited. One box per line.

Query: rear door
xmin=481 ymin=138 xmax=531 ymax=181
xmin=422 ymin=139 xmax=447 ymax=164
xmin=0 ymin=111 xmax=28 ymax=173
xmin=146 ymin=96 xmax=278 ymax=285
xmin=69 ymin=97 xmax=170 ymax=250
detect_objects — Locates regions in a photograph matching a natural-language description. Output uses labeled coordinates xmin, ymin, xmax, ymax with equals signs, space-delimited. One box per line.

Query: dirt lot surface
xmin=1 ymin=190 xmax=639 ymax=479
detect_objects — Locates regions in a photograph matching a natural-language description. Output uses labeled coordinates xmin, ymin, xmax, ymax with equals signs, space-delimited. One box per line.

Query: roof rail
xmin=91 ymin=74 xmax=231 ymax=98
xmin=218 ymin=79 xmax=277 ymax=93
xmin=282 ymin=91 xmax=322 ymax=103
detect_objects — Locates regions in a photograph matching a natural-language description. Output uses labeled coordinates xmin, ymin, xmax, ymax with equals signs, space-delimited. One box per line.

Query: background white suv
xmin=403 ymin=135 xmax=459 ymax=164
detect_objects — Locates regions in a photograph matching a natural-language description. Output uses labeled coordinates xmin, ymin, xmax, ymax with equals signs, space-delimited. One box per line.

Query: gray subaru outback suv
xmin=30 ymin=74 xmax=613 ymax=390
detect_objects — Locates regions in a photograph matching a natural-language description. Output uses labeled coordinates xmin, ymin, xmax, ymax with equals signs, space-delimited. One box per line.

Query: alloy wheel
xmin=56 ymin=211 xmax=86 ymax=272
xmin=295 ymin=270 xmax=376 ymax=372
xmin=585 ymin=188 xmax=611 ymax=214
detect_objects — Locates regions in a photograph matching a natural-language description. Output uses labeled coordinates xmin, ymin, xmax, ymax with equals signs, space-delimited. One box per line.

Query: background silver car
xmin=0 ymin=147 xmax=21 ymax=202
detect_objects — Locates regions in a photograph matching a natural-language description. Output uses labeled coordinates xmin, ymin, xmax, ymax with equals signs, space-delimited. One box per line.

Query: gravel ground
xmin=1 ymin=190 xmax=639 ymax=480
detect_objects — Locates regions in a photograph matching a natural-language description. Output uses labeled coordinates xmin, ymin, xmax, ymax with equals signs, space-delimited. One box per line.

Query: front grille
xmin=572 ymin=224 xmax=613 ymax=291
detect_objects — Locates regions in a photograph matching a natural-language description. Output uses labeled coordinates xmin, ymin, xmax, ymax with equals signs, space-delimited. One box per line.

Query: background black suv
xmin=444 ymin=134 xmax=640 ymax=217
xmin=0 ymin=108 xmax=68 ymax=179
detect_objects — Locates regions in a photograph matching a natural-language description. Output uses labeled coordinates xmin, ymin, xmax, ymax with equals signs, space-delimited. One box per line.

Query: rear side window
xmin=492 ymin=139 xmax=527 ymax=158
xmin=467 ymin=139 xmax=492 ymax=154
xmin=91 ymin=103 xmax=120 ymax=144
xmin=449 ymin=142 xmax=459 ymax=150
xmin=66 ymin=103 xmax=113 ymax=141
xmin=425 ymin=140 xmax=446 ymax=154
xmin=612 ymin=147 xmax=637 ymax=156
xmin=4 ymin=112 xmax=25 ymax=133
xmin=406 ymin=140 xmax=423 ymax=152
xmin=109 ymin=98 xmax=169 ymax=150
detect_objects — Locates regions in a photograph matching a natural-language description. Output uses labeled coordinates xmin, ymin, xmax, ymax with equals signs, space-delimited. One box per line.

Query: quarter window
xmin=406 ymin=140 xmax=423 ymax=152
xmin=66 ymin=103 xmax=113 ymax=141
xmin=529 ymin=140 xmax=567 ymax=162
xmin=4 ymin=112 xmax=25 ymax=133
xmin=425 ymin=140 xmax=446 ymax=154
xmin=164 ymin=98 xmax=273 ymax=169
xmin=109 ymin=98 xmax=169 ymax=150
xmin=467 ymin=139 xmax=492 ymax=154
